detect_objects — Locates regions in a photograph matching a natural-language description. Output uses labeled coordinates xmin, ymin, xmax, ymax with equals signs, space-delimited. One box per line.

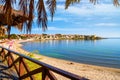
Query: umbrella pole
xmin=7 ymin=25 xmax=11 ymax=39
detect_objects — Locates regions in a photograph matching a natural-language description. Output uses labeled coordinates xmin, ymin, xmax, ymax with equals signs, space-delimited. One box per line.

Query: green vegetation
xmin=25 ymin=59 xmax=42 ymax=80
xmin=26 ymin=50 xmax=42 ymax=63
xmin=27 ymin=53 xmax=35 ymax=58
xmin=0 ymin=35 xmax=8 ymax=39
xmin=25 ymin=50 xmax=43 ymax=79
xmin=32 ymin=50 xmax=40 ymax=55
xmin=19 ymin=35 xmax=28 ymax=39
xmin=0 ymin=34 xmax=19 ymax=39
xmin=10 ymin=34 xmax=19 ymax=39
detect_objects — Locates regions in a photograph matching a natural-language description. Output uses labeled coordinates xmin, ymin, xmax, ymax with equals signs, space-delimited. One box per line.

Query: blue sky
xmin=11 ymin=0 xmax=120 ymax=37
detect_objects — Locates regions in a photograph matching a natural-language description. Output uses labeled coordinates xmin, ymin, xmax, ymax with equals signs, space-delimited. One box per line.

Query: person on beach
xmin=8 ymin=40 xmax=15 ymax=49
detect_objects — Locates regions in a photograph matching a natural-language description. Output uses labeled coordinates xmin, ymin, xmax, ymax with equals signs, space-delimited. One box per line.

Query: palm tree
xmin=0 ymin=0 xmax=119 ymax=39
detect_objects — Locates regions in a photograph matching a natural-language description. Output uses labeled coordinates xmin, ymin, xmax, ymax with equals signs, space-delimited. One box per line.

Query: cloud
xmin=48 ymin=17 xmax=69 ymax=22
xmin=57 ymin=3 xmax=120 ymax=16
xmin=47 ymin=27 xmax=88 ymax=31
xmin=95 ymin=23 xmax=118 ymax=26
xmin=32 ymin=27 xmax=41 ymax=31
xmin=31 ymin=27 xmax=87 ymax=31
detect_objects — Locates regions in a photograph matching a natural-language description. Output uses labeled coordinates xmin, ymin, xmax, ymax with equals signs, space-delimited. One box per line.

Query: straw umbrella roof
xmin=0 ymin=5 xmax=29 ymax=30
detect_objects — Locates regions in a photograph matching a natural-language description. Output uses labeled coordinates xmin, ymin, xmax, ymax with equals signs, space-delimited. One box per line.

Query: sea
xmin=21 ymin=38 xmax=120 ymax=69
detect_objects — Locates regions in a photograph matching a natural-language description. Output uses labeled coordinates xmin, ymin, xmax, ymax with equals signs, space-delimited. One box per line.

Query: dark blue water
xmin=22 ymin=39 xmax=120 ymax=69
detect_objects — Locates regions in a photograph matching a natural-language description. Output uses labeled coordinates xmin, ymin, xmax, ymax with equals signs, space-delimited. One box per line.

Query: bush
xmin=0 ymin=35 xmax=8 ymax=39
xmin=10 ymin=34 xmax=19 ymax=39
xmin=18 ymin=35 xmax=27 ymax=39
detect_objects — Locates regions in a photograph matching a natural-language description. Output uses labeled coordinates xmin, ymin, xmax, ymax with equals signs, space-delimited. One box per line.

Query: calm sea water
xmin=22 ymin=39 xmax=120 ymax=68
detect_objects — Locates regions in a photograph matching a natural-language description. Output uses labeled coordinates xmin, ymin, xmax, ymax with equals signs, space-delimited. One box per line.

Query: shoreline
xmin=12 ymin=39 xmax=120 ymax=80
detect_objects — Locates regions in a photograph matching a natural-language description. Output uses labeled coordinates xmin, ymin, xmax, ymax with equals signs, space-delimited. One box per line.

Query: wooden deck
xmin=0 ymin=60 xmax=18 ymax=80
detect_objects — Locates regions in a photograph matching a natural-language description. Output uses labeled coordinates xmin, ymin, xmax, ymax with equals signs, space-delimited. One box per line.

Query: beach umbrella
xmin=0 ymin=5 xmax=29 ymax=39
xmin=0 ymin=5 xmax=29 ymax=30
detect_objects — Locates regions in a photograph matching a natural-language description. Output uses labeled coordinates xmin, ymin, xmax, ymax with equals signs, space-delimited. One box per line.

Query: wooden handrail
xmin=0 ymin=46 xmax=88 ymax=80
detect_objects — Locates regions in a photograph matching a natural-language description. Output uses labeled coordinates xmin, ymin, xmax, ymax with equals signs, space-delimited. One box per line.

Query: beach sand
xmin=3 ymin=39 xmax=120 ymax=80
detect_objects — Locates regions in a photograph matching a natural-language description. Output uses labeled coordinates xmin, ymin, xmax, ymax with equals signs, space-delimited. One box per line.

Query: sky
xmin=11 ymin=0 xmax=120 ymax=37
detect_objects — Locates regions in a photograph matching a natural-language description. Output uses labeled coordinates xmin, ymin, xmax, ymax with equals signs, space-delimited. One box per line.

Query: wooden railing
xmin=0 ymin=46 xmax=88 ymax=80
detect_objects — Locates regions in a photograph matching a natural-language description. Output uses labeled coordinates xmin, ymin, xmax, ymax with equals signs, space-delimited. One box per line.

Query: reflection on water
xmin=22 ymin=39 xmax=120 ymax=68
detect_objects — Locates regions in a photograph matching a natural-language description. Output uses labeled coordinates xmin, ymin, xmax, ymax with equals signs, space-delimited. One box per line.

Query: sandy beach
xmin=1 ymin=39 xmax=120 ymax=80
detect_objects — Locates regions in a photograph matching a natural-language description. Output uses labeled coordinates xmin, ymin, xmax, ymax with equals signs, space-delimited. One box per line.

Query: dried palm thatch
xmin=0 ymin=5 xmax=28 ymax=30
xmin=0 ymin=4 xmax=29 ymax=39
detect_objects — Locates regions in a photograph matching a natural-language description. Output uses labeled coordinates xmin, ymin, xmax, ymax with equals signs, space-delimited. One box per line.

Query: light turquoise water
xmin=22 ymin=39 xmax=120 ymax=68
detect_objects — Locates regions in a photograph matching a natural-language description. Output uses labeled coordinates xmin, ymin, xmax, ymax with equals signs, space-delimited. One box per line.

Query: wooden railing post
xmin=0 ymin=48 xmax=5 ymax=60
xmin=7 ymin=52 xmax=12 ymax=67
xmin=19 ymin=57 xmax=25 ymax=78
xmin=42 ymin=68 xmax=47 ymax=80
xmin=47 ymin=70 xmax=57 ymax=80
xmin=42 ymin=68 xmax=57 ymax=80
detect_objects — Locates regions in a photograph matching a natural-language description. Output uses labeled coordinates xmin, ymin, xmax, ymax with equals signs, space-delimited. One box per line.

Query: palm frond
xmin=46 ymin=0 xmax=56 ymax=21
xmin=37 ymin=0 xmax=47 ymax=31
xmin=27 ymin=0 xmax=34 ymax=33
xmin=113 ymin=0 xmax=120 ymax=6
xmin=19 ymin=0 xmax=28 ymax=16
xmin=19 ymin=0 xmax=31 ymax=33
xmin=89 ymin=0 xmax=97 ymax=4
xmin=65 ymin=0 xmax=80 ymax=9
xmin=65 ymin=0 xmax=120 ymax=9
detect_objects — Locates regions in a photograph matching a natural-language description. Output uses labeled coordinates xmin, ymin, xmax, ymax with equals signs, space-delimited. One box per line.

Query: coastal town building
xmin=19 ymin=34 xmax=101 ymax=40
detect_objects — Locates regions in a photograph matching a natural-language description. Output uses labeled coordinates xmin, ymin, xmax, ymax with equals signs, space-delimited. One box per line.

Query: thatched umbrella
xmin=0 ymin=5 xmax=29 ymax=30
xmin=0 ymin=5 xmax=30 ymax=39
